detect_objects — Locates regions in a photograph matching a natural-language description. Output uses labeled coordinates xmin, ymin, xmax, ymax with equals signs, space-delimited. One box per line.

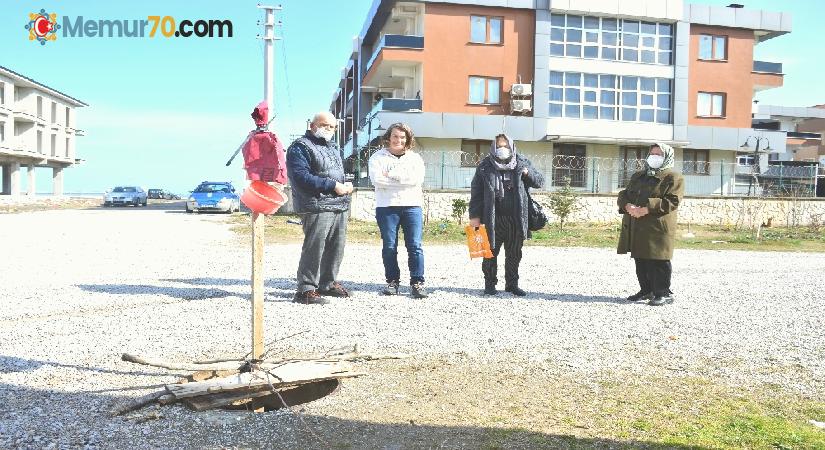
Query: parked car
xmin=186 ymin=181 xmax=240 ymax=214
xmin=147 ymin=189 xmax=165 ymax=199
xmin=103 ymin=186 xmax=148 ymax=207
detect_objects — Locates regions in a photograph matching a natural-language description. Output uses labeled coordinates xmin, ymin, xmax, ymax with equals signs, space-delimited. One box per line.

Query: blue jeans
xmin=375 ymin=206 xmax=425 ymax=284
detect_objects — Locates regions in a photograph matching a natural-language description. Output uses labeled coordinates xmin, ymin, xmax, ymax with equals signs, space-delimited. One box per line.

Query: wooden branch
xmin=109 ymin=389 xmax=169 ymax=416
xmin=121 ymin=353 xmax=244 ymax=372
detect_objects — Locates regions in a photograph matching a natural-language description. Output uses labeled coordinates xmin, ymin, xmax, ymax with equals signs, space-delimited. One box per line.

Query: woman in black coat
xmin=469 ymin=134 xmax=544 ymax=296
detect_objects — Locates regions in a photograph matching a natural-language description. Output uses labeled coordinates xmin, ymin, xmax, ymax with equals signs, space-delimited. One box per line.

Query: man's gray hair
xmin=312 ymin=111 xmax=336 ymax=124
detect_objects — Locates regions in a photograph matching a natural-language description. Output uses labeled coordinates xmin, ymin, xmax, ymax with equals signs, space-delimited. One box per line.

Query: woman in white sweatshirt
xmin=368 ymin=123 xmax=428 ymax=299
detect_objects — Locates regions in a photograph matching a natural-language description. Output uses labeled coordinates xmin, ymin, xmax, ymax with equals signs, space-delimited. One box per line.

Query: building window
xmin=65 ymin=137 xmax=70 ymax=157
xmin=37 ymin=130 xmax=43 ymax=153
xmin=51 ymin=102 xmax=57 ymax=124
xmin=50 ymin=134 xmax=57 ymax=157
xmin=0 ymin=122 xmax=4 ymax=143
xmin=470 ymin=16 xmax=503 ymax=44
xmin=549 ymin=14 xmax=673 ymax=65
xmin=37 ymin=96 xmax=43 ymax=118
xmin=553 ymin=144 xmax=587 ymax=188
xmin=698 ymin=34 xmax=727 ymax=60
xmin=737 ymin=154 xmax=756 ymax=166
xmin=65 ymin=108 xmax=70 ymax=127
xmin=0 ymin=83 xmax=4 ymax=105
xmin=469 ymin=76 xmax=501 ymax=104
xmin=618 ymin=146 xmax=646 ymax=187
xmin=549 ymin=71 xmax=671 ymax=123
xmin=460 ymin=139 xmax=489 ymax=167
xmin=697 ymin=92 xmax=725 ymax=117
xmin=683 ymin=149 xmax=710 ymax=174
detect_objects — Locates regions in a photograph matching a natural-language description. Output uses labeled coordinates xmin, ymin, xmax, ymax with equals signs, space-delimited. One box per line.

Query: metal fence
xmin=345 ymin=148 xmax=821 ymax=198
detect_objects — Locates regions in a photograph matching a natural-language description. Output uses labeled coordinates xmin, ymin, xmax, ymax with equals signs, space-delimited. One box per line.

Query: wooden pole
xmin=251 ymin=212 xmax=265 ymax=360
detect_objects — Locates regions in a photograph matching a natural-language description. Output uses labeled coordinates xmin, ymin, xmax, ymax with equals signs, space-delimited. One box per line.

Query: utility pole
xmin=251 ymin=4 xmax=282 ymax=362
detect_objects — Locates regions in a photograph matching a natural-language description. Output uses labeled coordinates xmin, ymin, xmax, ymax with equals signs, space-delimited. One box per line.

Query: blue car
xmin=186 ymin=181 xmax=241 ymax=214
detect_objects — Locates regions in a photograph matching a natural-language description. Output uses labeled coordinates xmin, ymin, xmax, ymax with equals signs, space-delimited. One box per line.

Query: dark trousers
xmin=634 ymin=258 xmax=672 ymax=296
xmin=482 ymin=215 xmax=524 ymax=287
xmin=297 ymin=211 xmax=348 ymax=293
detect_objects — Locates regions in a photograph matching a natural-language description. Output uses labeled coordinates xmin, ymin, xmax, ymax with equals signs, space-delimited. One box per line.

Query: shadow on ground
xmin=0 ymin=380 xmax=709 ymax=450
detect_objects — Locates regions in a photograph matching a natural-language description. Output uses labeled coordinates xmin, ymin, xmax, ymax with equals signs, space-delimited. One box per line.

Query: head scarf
xmin=489 ymin=134 xmax=518 ymax=199
xmin=646 ymin=142 xmax=675 ymax=176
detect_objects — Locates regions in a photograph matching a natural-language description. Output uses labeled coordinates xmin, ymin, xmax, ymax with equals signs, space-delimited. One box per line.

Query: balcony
xmin=365 ymin=34 xmax=424 ymax=75
xmin=753 ymin=60 xmax=782 ymax=74
xmin=752 ymin=60 xmax=784 ymax=92
xmin=374 ymin=98 xmax=422 ymax=112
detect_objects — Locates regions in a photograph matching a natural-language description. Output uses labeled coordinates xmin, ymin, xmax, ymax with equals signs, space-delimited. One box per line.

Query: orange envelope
xmin=465 ymin=224 xmax=493 ymax=259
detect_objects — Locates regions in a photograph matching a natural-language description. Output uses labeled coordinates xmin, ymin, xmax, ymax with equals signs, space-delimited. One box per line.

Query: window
xmin=65 ymin=108 xmax=70 ymax=127
xmin=37 ymin=96 xmax=43 ymax=118
xmin=553 ymin=144 xmax=586 ymax=188
xmin=0 ymin=122 xmax=4 ymax=143
xmin=50 ymin=134 xmax=56 ymax=157
xmin=468 ymin=76 xmax=501 ymax=104
xmin=682 ymin=149 xmax=710 ymax=174
xmin=51 ymin=102 xmax=57 ymax=124
xmin=697 ymin=92 xmax=725 ymax=117
xmin=549 ymin=71 xmax=672 ymax=123
xmin=470 ymin=15 xmax=503 ymax=44
xmin=619 ymin=146 xmax=646 ymax=187
xmin=65 ymin=137 xmax=70 ymax=157
xmin=37 ymin=130 xmax=43 ymax=153
xmin=698 ymin=34 xmax=727 ymax=60
xmin=737 ymin=154 xmax=756 ymax=166
xmin=460 ymin=140 xmax=490 ymax=167
xmin=550 ymin=14 xmax=673 ymax=65
xmin=0 ymin=83 xmax=4 ymax=104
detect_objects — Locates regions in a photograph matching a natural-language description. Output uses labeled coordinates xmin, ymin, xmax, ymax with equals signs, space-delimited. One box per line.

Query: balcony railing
xmin=753 ymin=60 xmax=783 ymax=74
xmin=375 ymin=98 xmax=422 ymax=112
xmin=365 ymin=34 xmax=424 ymax=74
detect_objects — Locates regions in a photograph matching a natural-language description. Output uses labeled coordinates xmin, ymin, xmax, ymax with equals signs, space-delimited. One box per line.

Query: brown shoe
xmin=319 ymin=282 xmax=350 ymax=298
xmin=292 ymin=290 xmax=329 ymax=305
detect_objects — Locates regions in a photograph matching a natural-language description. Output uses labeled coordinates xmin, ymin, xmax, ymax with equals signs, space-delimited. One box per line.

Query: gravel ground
xmin=0 ymin=207 xmax=823 ymax=449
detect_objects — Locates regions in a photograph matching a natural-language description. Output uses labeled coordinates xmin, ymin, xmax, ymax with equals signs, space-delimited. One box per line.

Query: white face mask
xmin=647 ymin=154 xmax=665 ymax=169
xmin=495 ymin=146 xmax=511 ymax=160
xmin=314 ymin=128 xmax=334 ymax=141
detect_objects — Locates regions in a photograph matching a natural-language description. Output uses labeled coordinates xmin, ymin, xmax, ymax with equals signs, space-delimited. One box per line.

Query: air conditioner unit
xmin=512 ymin=99 xmax=532 ymax=112
xmin=511 ymin=83 xmax=533 ymax=96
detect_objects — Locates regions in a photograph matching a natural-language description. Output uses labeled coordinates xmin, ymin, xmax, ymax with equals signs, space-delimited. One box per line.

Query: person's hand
xmin=334 ymin=182 xmax=353 ymax=196
xmin=625 ymin=203 xmax=637 ymax=215
xmin=634 ymin=206 xmax=649 ymax=218
xmin=469 ymin=218 xmax=481 ymax=228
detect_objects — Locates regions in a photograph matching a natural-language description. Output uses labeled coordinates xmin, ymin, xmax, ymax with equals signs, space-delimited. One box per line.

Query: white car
xmin=103 ymin=186 xmax=148 ymax=207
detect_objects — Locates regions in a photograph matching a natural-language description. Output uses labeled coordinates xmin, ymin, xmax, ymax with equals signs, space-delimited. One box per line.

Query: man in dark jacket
xmin=469 ymin=134 xmax=544 ymax=296
xmin=286 ymin=111 xmax=353 ymax=305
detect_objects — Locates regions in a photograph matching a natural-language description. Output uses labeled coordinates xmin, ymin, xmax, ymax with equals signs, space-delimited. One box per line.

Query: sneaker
xmin=649 ymin=294 xmax=674 ymax=306
xmin=411 ymin=282 xmax=429 ymax=299
xmin=319 ymin=282 xmax=350 ymax=298
xmin=627 ymin=291 xmax=653 ymax=302
xmin=484 ymin=282 xmax=498 ymax=296
xmin=292 ymin=290 xmax=329 ymax=305
xmin=382 ymin=281 xmax=400 ymax=296
xmin=505 ymin=285 xmax=527 ymax=297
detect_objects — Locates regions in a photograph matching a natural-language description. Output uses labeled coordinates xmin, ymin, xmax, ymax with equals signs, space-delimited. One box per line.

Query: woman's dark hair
xmin=382 ymin=122 xmax=416 ymax=150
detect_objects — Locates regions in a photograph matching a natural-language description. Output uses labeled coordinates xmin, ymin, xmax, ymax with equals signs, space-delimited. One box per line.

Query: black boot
xmin=505 ymin=285 xmax=527 ymax=296
xmin=484 ymin=280 xmax=498 ymax=296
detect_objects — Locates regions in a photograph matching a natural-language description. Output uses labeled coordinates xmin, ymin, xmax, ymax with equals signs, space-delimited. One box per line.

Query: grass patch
xmin=229 ymin=214 xmax=825 ymax=252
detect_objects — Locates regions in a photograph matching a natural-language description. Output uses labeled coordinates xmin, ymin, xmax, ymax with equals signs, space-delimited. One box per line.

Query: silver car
xmin=103 ymin=186 xmax=148 ymax=207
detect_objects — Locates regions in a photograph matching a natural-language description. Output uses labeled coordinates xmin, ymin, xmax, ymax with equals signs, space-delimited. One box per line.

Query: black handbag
xmin=526 ymin=188 xmax=547 ymax=231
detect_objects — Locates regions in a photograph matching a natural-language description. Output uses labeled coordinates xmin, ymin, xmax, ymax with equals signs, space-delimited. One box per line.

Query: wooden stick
xmin=121 ymin=353 xmax=243 ymax=372
xmin=251 ymin=212 xmax=265 ymax=361
xmin=109 ymin=389 xmax=168 ymax=416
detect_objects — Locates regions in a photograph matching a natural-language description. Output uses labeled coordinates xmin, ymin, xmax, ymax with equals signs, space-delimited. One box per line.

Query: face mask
xmin=647 ymin=154 xmax=665 ymax=169
xmin=495 ymin=146 xmax=511 ymax=160
xmin=314 ymin=129 xmax=334 ymax=141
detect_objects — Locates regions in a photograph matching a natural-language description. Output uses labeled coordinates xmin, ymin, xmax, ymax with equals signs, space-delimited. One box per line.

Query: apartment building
xmin=0 ymin=66 xmax=86 ymax=197
xmin=330 ymin=0 xmax=802 ymax=196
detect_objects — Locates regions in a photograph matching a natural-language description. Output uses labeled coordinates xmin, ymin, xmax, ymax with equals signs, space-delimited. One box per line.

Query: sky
xmin=2 ymin=0 xmax=823 ymax=195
